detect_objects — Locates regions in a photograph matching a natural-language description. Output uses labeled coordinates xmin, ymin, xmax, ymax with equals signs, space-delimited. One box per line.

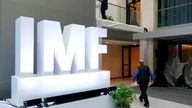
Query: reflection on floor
xmin=110 ymin=77 xmax=133 ymax=86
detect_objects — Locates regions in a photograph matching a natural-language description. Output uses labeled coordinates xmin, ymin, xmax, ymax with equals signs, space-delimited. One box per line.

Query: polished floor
xmin=111 ymin=77 xmax=192 ymax=107
xmin=131 ymin=94 xmax=192 ymax=108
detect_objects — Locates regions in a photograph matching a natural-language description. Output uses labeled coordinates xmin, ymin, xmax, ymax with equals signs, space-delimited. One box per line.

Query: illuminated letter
xmin=15 ymin=16 xmax=34 ymax=75
xmin=85 ymin=27 xmax=107 ymax=71
xmin=37 ymin=21 xmax=85 ymax=74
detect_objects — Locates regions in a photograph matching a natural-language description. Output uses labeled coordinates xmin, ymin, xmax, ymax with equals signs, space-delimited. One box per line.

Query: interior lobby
xmin=0 ymin=0 xmax=192 ymax=108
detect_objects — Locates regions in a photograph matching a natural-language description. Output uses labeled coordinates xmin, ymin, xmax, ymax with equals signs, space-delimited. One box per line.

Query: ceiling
xmin=102 ymin=38 xmax=139 ymax=46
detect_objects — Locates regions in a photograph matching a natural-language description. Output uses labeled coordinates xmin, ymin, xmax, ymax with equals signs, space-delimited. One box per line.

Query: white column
xmin=140 ymin=0 xmax=157 ymax=72
xmin=141 ymin=0 xmax=158 ymax=31
xmin=140 ymin=40 xmax=147 ymax=63
xmin=147 ymin=39 xmax=154 ymax=72
xmin=140 ymin=39 xmax=154 ymax=72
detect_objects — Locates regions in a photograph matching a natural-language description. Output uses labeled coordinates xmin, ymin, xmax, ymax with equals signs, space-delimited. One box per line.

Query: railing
xmin=96 ymin=0 xmax=141 ymax=26
xmin=157 ymin=2 xmax=192 ymax=27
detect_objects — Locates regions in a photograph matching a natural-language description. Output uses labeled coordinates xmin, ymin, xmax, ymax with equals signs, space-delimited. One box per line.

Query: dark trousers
xmin=139 ymin=82 xmax=149 ymax=105
xmin=101 ymin=8 xmax=107 ymax=19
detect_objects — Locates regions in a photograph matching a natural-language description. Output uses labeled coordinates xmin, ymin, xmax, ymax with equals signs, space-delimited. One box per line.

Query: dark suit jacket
xmin=101 ymin=0 xmax=108 ymax=10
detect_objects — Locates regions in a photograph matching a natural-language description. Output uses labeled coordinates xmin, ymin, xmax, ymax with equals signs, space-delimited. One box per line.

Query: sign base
xmin=11 ymin=71 xmax=110 ymax=106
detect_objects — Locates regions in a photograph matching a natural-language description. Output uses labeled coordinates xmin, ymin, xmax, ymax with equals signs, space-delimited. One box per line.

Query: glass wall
xmin=158 ymin=0 xmax=192 ymax=27
xmin=166 ymin=44 xmax=192 ymax=63
xmin=155 ymin=40 xmax=192 ymax=87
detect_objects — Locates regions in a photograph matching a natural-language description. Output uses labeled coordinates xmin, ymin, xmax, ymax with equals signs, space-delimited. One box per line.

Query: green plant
xmin=110 ymin=83 xmax=136 ymax=107
xmin=107 ymin=16 xmax=114 ymax=21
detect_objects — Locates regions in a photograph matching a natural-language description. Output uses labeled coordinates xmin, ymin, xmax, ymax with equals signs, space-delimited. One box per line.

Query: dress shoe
xmin=144 ymin=104 xmax=149 ymax=108
xmin=139 ymin=97 xmax=143 ymax=102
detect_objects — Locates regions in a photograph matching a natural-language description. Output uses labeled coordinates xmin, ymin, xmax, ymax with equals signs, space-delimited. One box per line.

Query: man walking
xmin=133 ymin=60 xmax=154 ymax=107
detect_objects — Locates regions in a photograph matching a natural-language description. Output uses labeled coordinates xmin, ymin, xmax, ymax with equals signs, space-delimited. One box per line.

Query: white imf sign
xmin=12 ymin=16 xmax=110 ymax=106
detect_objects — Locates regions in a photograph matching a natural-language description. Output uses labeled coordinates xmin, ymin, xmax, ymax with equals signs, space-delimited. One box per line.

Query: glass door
xmin=122 ymin=46 xmax=130 ymax=78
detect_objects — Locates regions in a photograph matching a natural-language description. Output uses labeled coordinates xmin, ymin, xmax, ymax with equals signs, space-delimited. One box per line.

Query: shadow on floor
xmin=133 ymin=86 xmax=192 ymax=106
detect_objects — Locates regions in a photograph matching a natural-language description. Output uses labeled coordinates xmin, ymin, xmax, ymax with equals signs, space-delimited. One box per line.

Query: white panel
xmin=15 ymin=16 xmax=34 ymax=75
xmin=85 ymin=27 xmax=107 ymax=71
xmin=11 ymin=71 xmax=110 ymax=106
xmin=37 ymin=21 xmax=85 ymax=74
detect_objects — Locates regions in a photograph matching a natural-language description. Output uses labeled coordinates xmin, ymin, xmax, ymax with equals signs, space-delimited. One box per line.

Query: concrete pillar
xmin=147 ymin=39 xmax=154 ymax=72
xmin=140 ymin=39 xmax=155 ymax=72
xmin=139 ymin=0 xmax=158 ymax=72
xmin=141 ymin=0 xmax=158 ymax=31
xmin=140 ymin=40 xmax=147 ymax=63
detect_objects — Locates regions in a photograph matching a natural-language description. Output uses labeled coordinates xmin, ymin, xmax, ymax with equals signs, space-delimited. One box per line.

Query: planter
xmin=110 ymin=83 xmax=136 ymax=108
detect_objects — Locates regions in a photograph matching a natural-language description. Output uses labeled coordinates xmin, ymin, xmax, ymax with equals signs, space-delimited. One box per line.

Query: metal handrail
xmin=157 ymin=2 xmax=192 ymax=12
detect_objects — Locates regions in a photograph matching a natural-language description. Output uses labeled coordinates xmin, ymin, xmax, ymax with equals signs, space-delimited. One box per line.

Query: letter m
xmin=37 ymin=20 xmax=85 ymax=74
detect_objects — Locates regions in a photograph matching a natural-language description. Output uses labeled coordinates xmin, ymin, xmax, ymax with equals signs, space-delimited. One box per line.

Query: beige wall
xmin=102 ymin=45 xmax=140 ymax=78
xmin=182 ymin=45 xmax=192 ymax=62
xmin=102 ymin=45 xmax=122 ymax=78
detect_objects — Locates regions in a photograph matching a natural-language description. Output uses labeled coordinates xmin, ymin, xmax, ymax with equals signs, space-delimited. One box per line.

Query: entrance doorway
xmin=122 ymin=46 xmax=140 ymax=78
xmin=155 ymin=40 xmax=192 ymax=88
